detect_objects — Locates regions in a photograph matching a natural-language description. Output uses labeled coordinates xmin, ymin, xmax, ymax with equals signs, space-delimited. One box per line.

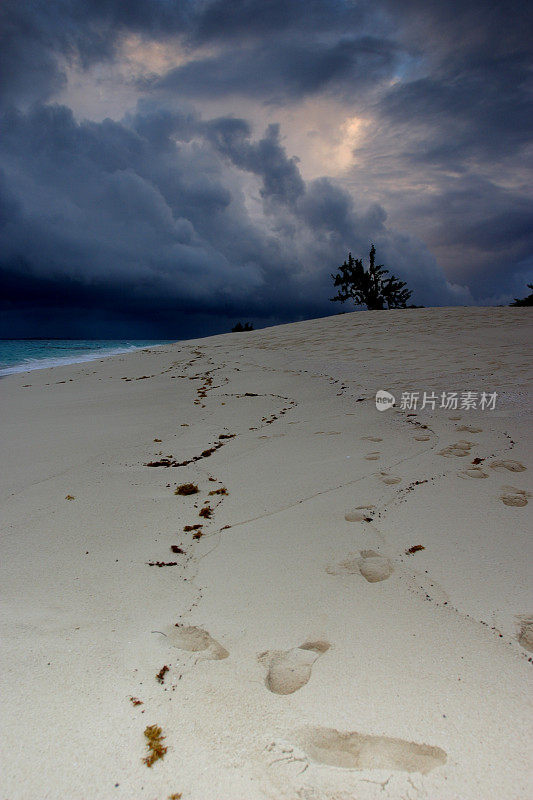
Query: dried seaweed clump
xmin=145 ymin=457 xmax=175 ymax=467
xmin=406 ymin=544 xmax=425 ymax=555
xmin=209 ymin=487 xmax=228 ymax=496
xmin=156 ymin=665 xmax=169 ymax=684
xmin=143 ymin=724 xmax=167 ymax=767
xmin=175 ymin=483 xmax=199 ymax=495
xmin=129 ymin=696 xmax=143 ymax=706
xmin=65 ymin=495 xmax=75 ymax=500
xmin=199 ymin=505 xmax=212 ymax=518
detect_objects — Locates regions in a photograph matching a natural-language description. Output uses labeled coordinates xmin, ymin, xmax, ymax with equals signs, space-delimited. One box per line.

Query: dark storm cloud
xmin=153 ymin=36 xmax=399 ymax=103
xmin=374 ymin=1 xmax=533 ymax=164
xmin=341 ymin=0 xmax=533 ymax=302
xmin=149 ymin=0 xmax=531 ymax=303
xmin=206 ymin=120 xmax=305 ymax=206
xmin=191 ymin=0 xmax=369 ymax=42
xmin=0 ymin=0 xmax=117 ymax=108
xmin=388 ymin=174 xmax=533 ymax=299
xmin=1 ymin=0 xmax=531 ymax=335
xmin=0 ymin=0 xmax=376 ymax=109
xmin=0 ymin=98 xmax=461 ymax=336
xmin=377 ymin=54 xmax=531 ymax=165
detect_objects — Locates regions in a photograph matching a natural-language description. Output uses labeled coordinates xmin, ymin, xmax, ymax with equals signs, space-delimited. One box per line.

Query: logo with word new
xmin=375 ymin=390 xmax=395 ymax=411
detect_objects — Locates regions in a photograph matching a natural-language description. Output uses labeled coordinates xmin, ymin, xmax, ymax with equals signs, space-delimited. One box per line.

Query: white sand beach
xmin=1 ymin=307 xmax=532 ymax=800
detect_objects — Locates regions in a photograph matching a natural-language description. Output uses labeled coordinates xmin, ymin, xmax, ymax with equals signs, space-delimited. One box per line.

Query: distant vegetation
xmin=331 ymin=245 xmax=412 ymax=310
xmin=231 ymin=322 xmax=254 ymax=331
xmin=510 ymin=284 xmax=533 ymax=306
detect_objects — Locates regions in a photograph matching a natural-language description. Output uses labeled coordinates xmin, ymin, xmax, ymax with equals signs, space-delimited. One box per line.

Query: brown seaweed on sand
xmin=156 ymin=665 xmax=169 ymax=684
xmin=143 ymin=725 xmax=167 ymax=767
xmin=405 ymin=545 xmax=425 ymax=555
xmin=174 ymin=483 xmax=199 ymax=495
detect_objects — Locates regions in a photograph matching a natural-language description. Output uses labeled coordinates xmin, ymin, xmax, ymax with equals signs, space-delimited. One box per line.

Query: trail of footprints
xmin=334 ymin=426 xmax=531 ymax=659
xmin=457 ymin=455 xmax=529 ymax=506
xmin=130 ymin=373 xmax=530 ymax=780
xmin=432 ymin=424 xmax=530 ymax=507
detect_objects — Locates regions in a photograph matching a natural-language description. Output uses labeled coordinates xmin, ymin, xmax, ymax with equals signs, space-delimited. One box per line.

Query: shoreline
xmin=0 ymin=340 xmax=172 ymax=378
xmin=1 ymin=307 xmax=531 ymax=799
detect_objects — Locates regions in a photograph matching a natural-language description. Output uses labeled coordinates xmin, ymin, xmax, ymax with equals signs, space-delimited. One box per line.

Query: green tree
xmin=510 ymin=283 xmax=533 ymax=307
xmin=331 ymin=244 xmax=412 ymax=310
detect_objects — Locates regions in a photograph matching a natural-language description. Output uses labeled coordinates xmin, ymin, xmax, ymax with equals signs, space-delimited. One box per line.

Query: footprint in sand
xmin=365 ymin=452 xmax=381 ymax=461
xmin=358 ymin=550 xmax=393 ymax=582
xmin=259 ymin=641 xmax=330 ymax=695
xmin=458 ymin=466 xmax=488 ymax=479
xmin=438 ymin=441 xmax=474 ymax=458
xmin=489 ymin=459 xmax=526 ymax=473
xmin=456 ymin=425 xmax=483 ymax=433
xmin=327 ymin=550 xmax=393 ymax=583
xmin=344 ymin=505 xmax=375 ymax=522
xmin=166 ymin=625 xmax=229 ymax=659
xmin=499 ymin=486 xmax=531 ymax=507
xmin=414 ymin=433 xmax=431 ymax=441
xmin=516 ymin=616 xmax=533 ymax=652
xmin=295 ymin=726 xmax=446 ymax=774
xmin=378 ymin=472 xmax=402 ymax=485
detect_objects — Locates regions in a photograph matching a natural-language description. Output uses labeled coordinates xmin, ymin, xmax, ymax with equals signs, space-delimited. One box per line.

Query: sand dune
xmin=1 ymin=307 xmax=532 ymax=799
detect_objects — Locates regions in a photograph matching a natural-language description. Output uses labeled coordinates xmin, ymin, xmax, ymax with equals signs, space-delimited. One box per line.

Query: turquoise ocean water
xmin=0 ymin=340 xmax=172 ymax=377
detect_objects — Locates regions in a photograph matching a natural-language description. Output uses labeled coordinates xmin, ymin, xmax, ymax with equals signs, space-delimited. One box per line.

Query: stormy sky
xmin=1 ymin=0 xmax=532 ymax=337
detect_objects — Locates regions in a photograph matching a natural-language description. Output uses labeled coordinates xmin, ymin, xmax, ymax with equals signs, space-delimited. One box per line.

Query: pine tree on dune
xmin=331 ymin=245 xmax=412 ymax=310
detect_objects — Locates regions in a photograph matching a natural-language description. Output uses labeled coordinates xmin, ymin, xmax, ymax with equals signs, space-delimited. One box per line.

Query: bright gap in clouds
xmin=59 ymin=40 xmax=370 ymax=184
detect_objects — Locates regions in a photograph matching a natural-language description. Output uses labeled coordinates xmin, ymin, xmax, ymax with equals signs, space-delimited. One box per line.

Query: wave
xmin=0 ymin=343 xmax=164 ymax=377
